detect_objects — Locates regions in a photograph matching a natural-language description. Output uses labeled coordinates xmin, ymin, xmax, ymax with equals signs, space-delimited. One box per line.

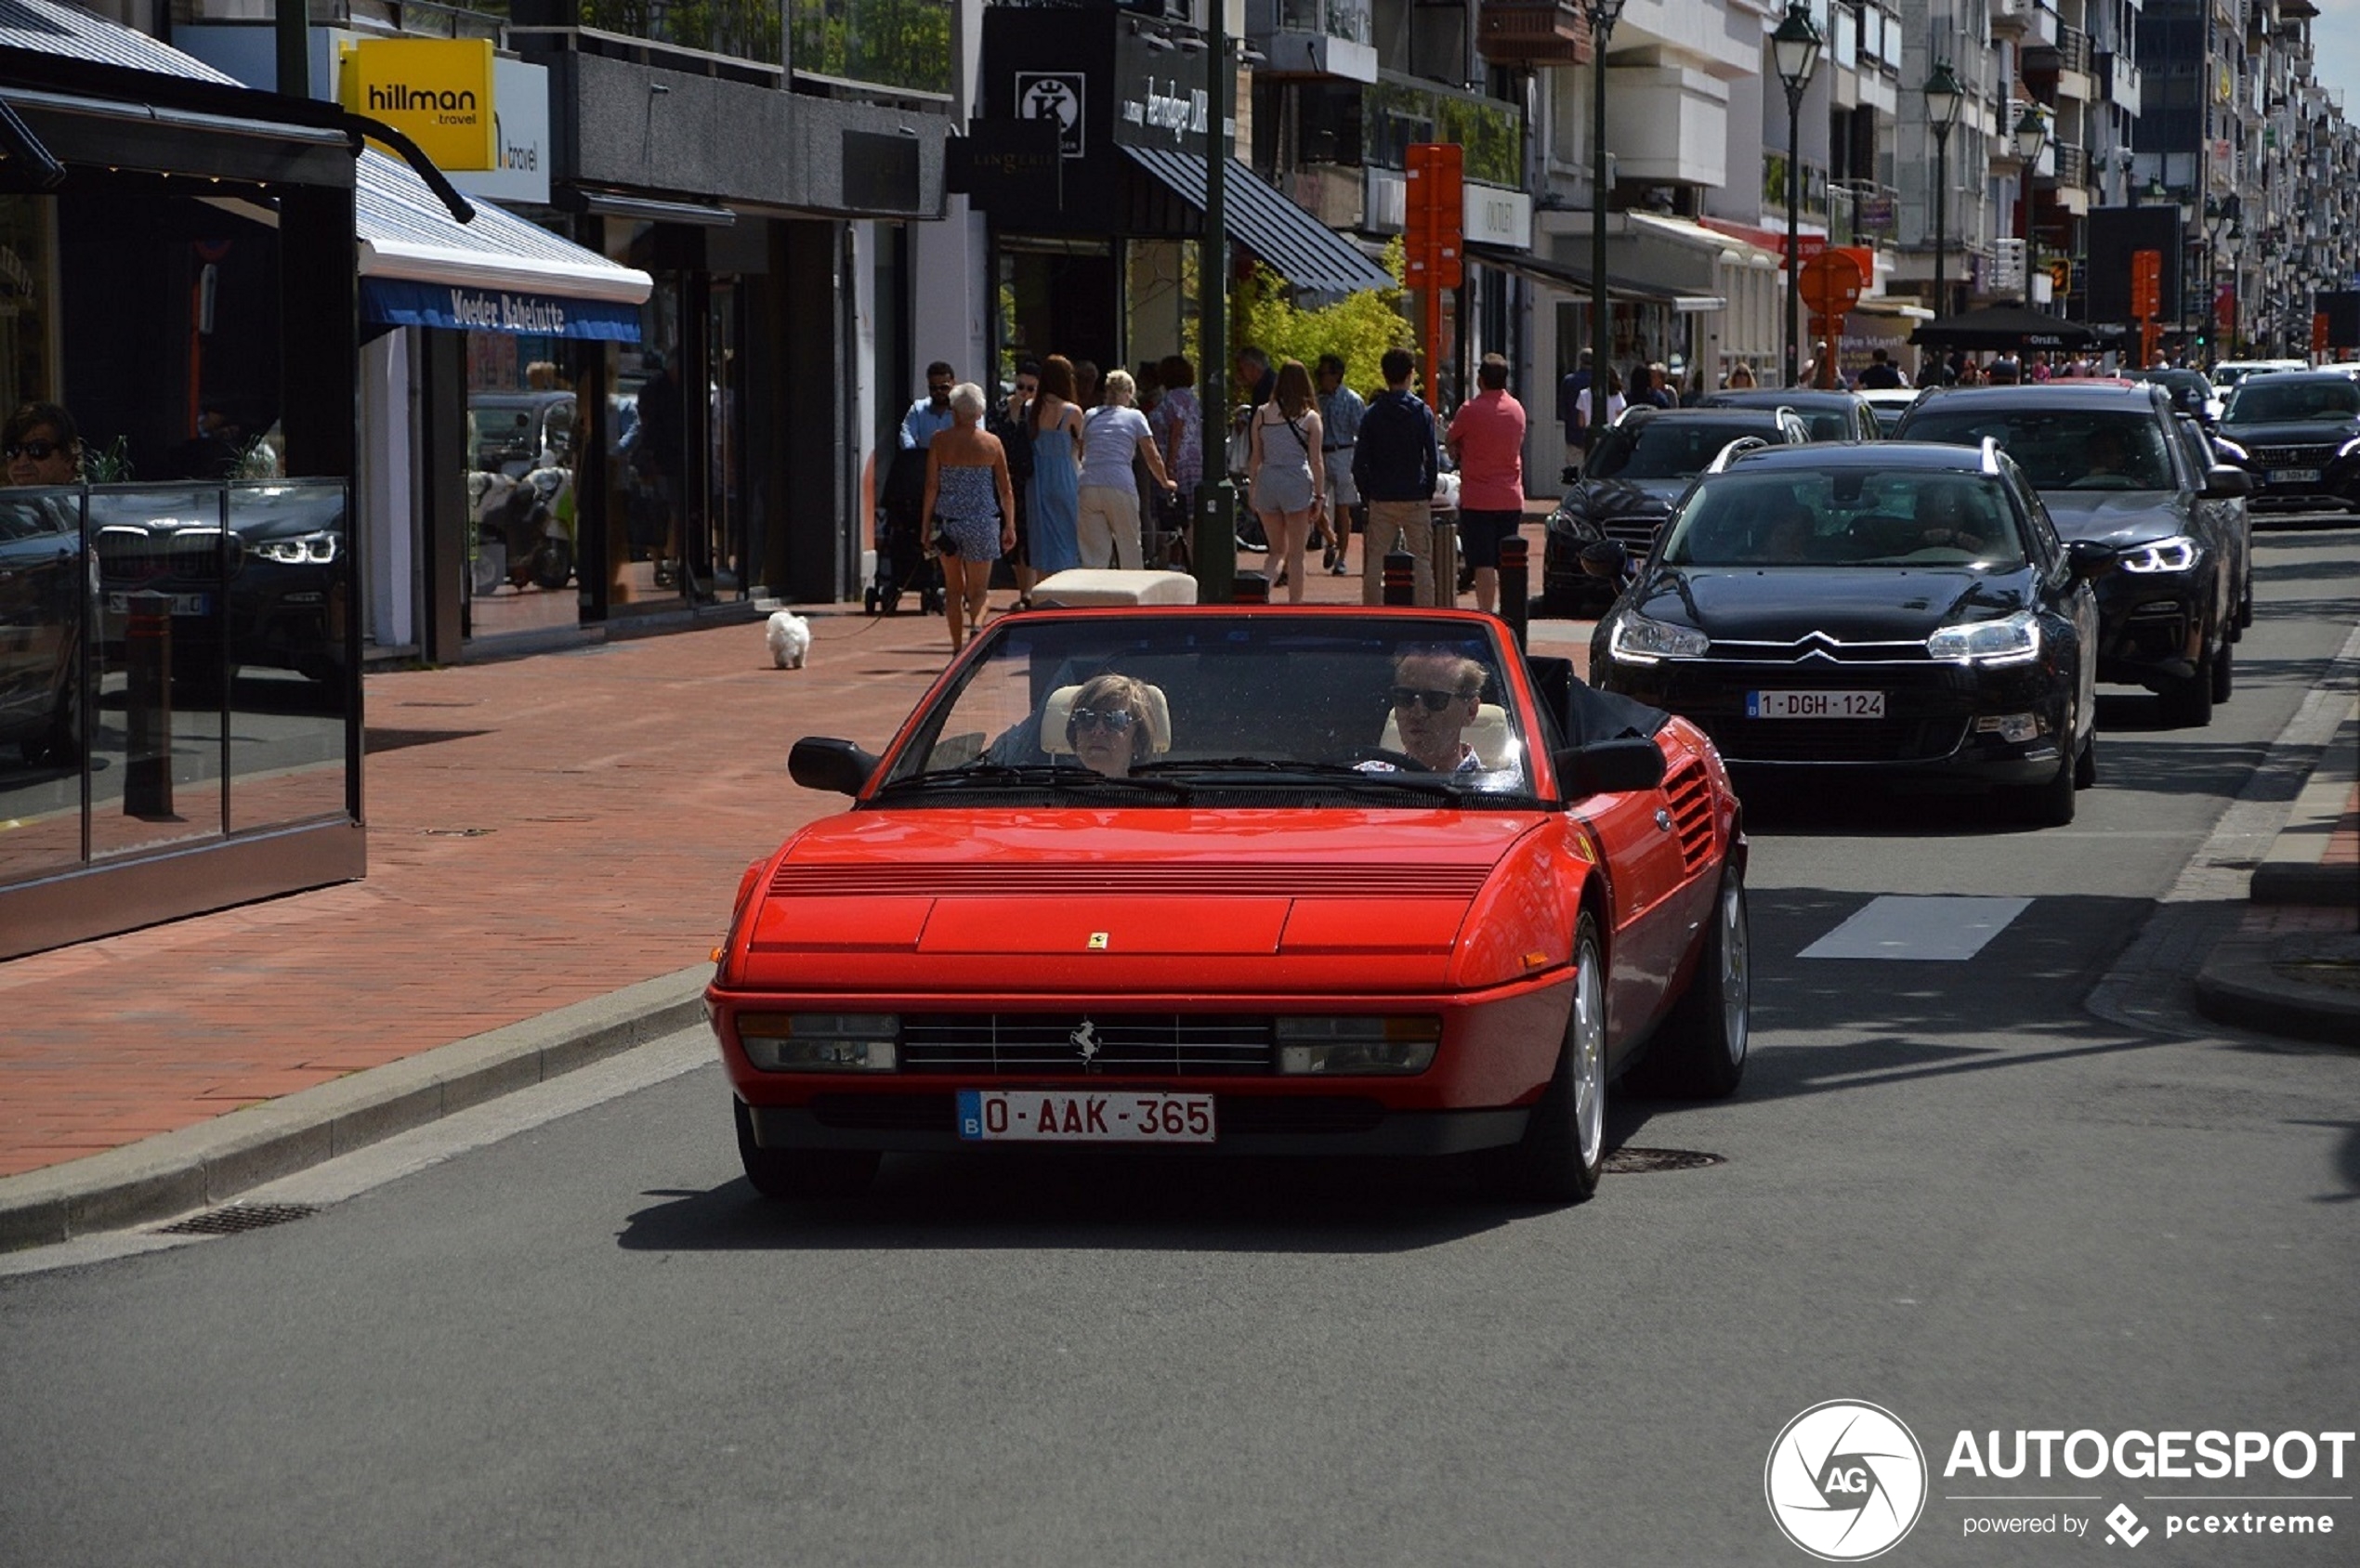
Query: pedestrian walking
xmin=1148 ymin=353 xmax=1202 ymax=565
xmin=1076 ymin=369 xmax=1176 ymax=570
xmin=990 ymin=360 xmax=1040 ymax=606
xmin=919 ymin=384 xmax=1017 ymax=655
xmin=1315 ymin=353 xmax=1365 ymax=576
xmin=1445 ymin=352 xmax=1527 ymax=616
xmin=1246 ymin=359 xmax=1324 ymax=602
xmin=1857 ymin=347 xmax=1908 ymax=389
xmin=1027 ymin=355 xmax=1085 ymax=577
xmin=1351 ymin=347 xmax=1440 ymax=606
xmin=1572 ymin=366 xmax=1626 ymax=435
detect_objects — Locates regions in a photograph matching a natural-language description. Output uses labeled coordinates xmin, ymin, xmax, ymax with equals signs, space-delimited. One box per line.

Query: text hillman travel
xmin=367 ymin=85 xmax=479 ymax=112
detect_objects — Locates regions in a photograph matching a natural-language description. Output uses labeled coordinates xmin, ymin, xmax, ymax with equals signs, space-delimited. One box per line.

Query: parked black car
xmin=1588 ymin=442 xmax=2109 ymax=824
xmin=1698 ymin=386 xmax=1885 ymax=443
xmin=1540 ymin=407 xmax=1809 ymax=617
xmin=91 ymin=483 xmax=349 ymax=690
xmin=2123 ymin=368 xmax=2220 ymax=429
xmin=1893 ymin=382 xmax=2250 ymax=727
xmin=0 ymin=491 xmax=84 ymax=766
xmin=2214 ymin=370 xmax=2360 ymax=516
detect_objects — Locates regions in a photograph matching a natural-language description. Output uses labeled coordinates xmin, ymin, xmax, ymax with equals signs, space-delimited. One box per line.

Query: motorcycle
xmin=469 ymin=466 xmax=575 ymax=593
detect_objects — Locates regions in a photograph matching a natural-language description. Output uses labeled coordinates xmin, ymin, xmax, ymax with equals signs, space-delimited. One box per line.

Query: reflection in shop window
xmin=790 ymin=0 xmax=951 ymax=95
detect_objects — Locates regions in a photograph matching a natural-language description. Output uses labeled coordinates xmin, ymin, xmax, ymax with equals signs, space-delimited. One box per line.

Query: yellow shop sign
xmin=340 ymin=38 xmax=497 ymax=171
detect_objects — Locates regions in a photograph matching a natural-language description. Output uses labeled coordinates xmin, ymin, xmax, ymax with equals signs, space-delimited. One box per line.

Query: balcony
xmin=1829 ymin=180 xmax=1900 ymax=248
xmin=570 ymin=0 xmax=787 ymax=67
xmin=1249 ymin=0 xmax=1380 ymax=83
xmin=1475 ymin=0 xmax=1593 ymax=68
xmin=1362 ymin=74 xmax=1523 ymax=187
xmin=2094 ymin=50 xmax=2144 ymax=113
xmin=1763 ymin=151 xmax=1831 ymax=221
xmin=788 ymin=0 xmax=952 ymax=95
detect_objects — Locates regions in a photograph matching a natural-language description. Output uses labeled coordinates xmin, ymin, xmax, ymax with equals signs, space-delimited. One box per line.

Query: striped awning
xmin=1123 ymin=147 xmax=1393 ymax=301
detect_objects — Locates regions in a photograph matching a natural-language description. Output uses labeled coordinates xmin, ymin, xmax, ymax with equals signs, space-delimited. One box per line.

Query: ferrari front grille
xmin=899 ymin=1013 xmax=1275 ymax=1077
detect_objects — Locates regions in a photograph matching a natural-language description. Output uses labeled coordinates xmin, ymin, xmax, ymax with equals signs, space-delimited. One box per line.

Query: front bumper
xmin=2092 ymin=565 xmax=2212 ymax=688
xmin=743 ymin=1098 xmax=1529 ymax=1157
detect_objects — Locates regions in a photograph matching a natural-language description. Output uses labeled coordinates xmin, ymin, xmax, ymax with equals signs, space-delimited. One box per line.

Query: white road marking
xmin=1799 ymin=895 xmax=2034 ymax=961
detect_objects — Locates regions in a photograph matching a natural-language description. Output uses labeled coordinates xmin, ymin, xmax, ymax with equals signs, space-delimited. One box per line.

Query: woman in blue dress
xmin=1026 ymin=354 xmax=1084 ymax=579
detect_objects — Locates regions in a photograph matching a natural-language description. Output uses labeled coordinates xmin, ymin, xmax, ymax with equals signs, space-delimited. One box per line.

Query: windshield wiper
xmin=1133 ymin=757 xmax=1474 ymax=799
xmin=878 ymin=763 xmax=1192 ymax=800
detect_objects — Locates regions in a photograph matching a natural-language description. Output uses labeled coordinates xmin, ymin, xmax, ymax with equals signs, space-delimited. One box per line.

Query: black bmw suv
xmin=2214 ymin=370 xmax=2360 ymax=516
xmin=1893 ymin=382 xmax=2251 ymax=727
xmin=1540 ymin=406 xmax=1809 ymax=617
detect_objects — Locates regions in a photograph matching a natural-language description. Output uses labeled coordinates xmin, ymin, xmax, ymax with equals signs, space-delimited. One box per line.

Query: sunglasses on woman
xmin=6 ymin=439 xmax=61 ymax=461
xmin=1390 ymin=686 xmax=1470 ymax=712
xmin=1068 ymin=707 xmax=1138 ymax=734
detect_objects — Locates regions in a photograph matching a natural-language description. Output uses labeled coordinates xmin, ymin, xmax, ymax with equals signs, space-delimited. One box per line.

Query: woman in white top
xmin=1246 ymin=359 xmax=1324 ymax=602
xmin=1571 ymin=365 xmax=1627 ymax=435
xmin=1075 ymin=369 xmax=1176 ymax=569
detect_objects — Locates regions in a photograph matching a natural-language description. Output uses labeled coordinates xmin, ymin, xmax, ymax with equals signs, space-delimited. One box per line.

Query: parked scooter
xmin=469 ymin=466 xmax=574 ymax=592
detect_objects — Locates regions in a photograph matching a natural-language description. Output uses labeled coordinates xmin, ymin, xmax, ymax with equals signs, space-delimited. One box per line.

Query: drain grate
xmin=1605 ymin=1147 xmax=1727 ymax=1175
xmin=419 ymin=827 xmax=494 ymax=838
xmin=158 ymin=1201 xmax=320 ymax=1236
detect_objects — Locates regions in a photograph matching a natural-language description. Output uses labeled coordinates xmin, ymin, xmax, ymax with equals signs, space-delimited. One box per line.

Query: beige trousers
xmin=1361 ymin=500 xmax=1436 ymax=605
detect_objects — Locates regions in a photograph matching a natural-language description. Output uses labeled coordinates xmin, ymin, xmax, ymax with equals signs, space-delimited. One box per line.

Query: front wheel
xmin=1631 ymin=863 xmax=1750 ymax=1099
xmin=734 ymin=1099 xmax=879 ymax=1201
xmin=531 ymin=536 xmax=573 ymax=592
xmin=2158 ymin=644 xmax=2217 ymax=728
xmin=1483 ymin=912 xmax=1606 ymax=1204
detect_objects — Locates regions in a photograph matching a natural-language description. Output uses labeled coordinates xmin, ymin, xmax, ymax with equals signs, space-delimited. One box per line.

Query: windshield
xmin=1659 ymin=469 xmax=2027 ymax=568
xmin=1896 ymin=407 xmax=2173 ymax=490
xmin=877 ymin=615 xmax=1539 ymax=804
xmin=2223 ymin=378 xmax=2360 ymax=424
xmin=1587 ymin=421 xmax=1769 ymax=480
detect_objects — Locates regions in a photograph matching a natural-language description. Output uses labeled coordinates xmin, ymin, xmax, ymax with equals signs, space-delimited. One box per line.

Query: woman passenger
xmin=1065 ymin=673 xmax=1157 ymax=777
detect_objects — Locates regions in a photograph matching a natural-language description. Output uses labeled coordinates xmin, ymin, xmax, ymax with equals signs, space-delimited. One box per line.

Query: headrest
xmin=1042 ymin=682 xmax=1172 ymax=756
xmin=1380 ymin=702 xmax=1517 ymax=770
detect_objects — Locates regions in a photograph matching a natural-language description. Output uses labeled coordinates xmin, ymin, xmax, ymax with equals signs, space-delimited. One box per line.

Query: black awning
xmin=1910 ymin=305 xmax=2125 ymax=350
xmin=1123 ymin=147 xmax=1393 ymax=300
xmin=1464 ymin=242 xmax=1694 ymax=307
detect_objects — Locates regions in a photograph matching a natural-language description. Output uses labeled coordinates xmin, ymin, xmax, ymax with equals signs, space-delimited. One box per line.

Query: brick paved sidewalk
xmin=0 ymin=530 xmax=1563 ymax=1181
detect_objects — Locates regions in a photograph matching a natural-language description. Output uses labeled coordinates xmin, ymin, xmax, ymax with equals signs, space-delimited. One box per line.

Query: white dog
xmin=765 ymin=610 xmax=811 ymax=670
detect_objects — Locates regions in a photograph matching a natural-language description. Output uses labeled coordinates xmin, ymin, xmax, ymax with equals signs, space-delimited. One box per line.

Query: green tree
xmin=1234 ymin=239 xmax=1412 ymax=397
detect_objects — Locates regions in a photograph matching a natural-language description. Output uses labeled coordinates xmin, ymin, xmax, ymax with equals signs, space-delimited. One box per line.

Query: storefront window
xmin=465 ymin=334 xmax=580 ymax=643
xmin=789 ymin=0 xmax=953 ymax=95
xmin=580 ymin=0 xmax=786 ymax=65
xmin=0 ymin=198 xmax=58 ymax=425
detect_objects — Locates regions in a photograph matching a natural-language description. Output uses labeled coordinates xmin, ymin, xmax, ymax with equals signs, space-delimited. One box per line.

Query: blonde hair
xmin=1101 ymin=369 xmax=1136 ymax=406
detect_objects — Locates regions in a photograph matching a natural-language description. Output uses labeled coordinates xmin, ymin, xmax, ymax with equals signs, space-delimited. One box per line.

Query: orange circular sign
xmin=1798 ymin=251 xmax=1866 ymax=318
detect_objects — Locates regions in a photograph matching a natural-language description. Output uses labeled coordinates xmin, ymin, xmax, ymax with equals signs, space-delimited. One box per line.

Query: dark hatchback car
xmin=1541 ymin=407 xmax=1808 ymax=617
xmin=1699 ymin=387 xmax=1885 ymax=443
xmin=2215 ymin=370 xmax=2360 ymax=516
xmin=2123 ymin=368 xmax=2220 ymax=429
xmin=1588 ymin=442 xmax=2109 ymax=824
xmin=1893 ymin=383 xmax=2250 ymax=727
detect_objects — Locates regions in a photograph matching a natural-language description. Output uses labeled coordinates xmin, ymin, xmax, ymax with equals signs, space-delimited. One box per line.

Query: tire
xmin=2073 ymin=725 xmax=2097 ymax=791
xmin=733 ymin=1099 xmax=879 ymax=1202
xmin=531 ymin=536 xmax=573 ymax=592
xmin=2007 ymin=745 xmax=2078 ymax=827
xmin=2209 ymin=634 xmax=2234 ymax=706
xmin=1630 ymin=863 xmax=1750 ymax=1099
xmin=2159 ymin=645 xmax=2216 ymax=729
xmin=1484 ymin=911 xmax=1606 ymax=1204
xmin=863 ymin=586 xmax=880 ymax=616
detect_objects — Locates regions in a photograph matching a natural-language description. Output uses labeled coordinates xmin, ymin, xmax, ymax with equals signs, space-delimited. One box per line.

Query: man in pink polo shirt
xmin=1444 ymin=352 xmax=1527 ymax=614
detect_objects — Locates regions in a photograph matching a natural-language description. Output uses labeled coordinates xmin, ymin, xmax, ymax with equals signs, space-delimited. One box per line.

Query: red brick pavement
xmin=0 ymin=529 xmax=1566 ymax=1179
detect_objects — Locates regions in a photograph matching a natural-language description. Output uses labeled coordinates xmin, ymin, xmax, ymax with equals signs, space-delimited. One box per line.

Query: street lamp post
xmin=1194 ymin=12 xmax=1236 ymax=606
xmin=1773 ymin=1 xmax=1824 ymax=388
xmin=1585 ymin=0 xmax=1627 ymax=457
xmin=1923 ymin=61 xmax=1963 ymax=360
xmin=2013 ymin=101 xmax=2050 ymax=313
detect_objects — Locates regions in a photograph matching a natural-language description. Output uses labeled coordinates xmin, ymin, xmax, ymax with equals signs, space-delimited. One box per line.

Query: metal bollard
xmin=1499 ymin=534 xmax=1531 ymax=650
xmin=124 ymin=590 xmax=174 ymax=819
xmin=1431 ymin=517 xmax=1460 ymax=607
xmin=1232 ymin=571 xmax=1271 ymax=604
xmin=1382 ymin=550 xmax=1415 ymax=606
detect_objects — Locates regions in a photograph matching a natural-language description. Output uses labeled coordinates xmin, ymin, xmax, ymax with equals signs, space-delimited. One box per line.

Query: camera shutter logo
xmin=1764 ymin=1400 xmax=1928 ymax=1561
xmin=1016 ymin=73 xmax=1086 ymax=158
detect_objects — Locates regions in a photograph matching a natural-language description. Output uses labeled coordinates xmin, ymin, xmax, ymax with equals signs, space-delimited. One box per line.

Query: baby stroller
xmin=865 ymin=446 xmax=943 ymax=616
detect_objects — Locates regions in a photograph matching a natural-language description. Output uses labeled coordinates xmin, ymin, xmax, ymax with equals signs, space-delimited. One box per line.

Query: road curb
xmin=2193 ymin=934 xmax=2360 ymax=1046
xmin=0 ymin=966 xmax=712 ymax=1252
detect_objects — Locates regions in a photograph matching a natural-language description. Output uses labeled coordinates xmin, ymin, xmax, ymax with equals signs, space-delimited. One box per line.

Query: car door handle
xmin=1654 ymin=808 xmax=1673 ymax=831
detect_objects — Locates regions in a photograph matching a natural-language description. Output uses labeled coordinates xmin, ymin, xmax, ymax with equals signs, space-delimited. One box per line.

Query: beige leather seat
xmin=1378 ymin=703 xmax=1517 ymax=769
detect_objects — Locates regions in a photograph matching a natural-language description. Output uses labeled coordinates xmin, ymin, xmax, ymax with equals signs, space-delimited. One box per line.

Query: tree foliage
xmin=1234 ymin=239 xmax=1413 ymax=396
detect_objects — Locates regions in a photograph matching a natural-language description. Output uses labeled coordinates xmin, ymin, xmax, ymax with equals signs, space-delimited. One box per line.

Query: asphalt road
xmin=3 ymin=525 xmax=2354 ymax=1568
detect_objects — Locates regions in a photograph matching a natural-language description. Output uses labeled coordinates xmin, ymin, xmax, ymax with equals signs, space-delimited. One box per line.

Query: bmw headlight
xmin=254 ymin=530 xmax=341 ymax=566
xmin=2212 ymin=437 xmax=2249 ymax=464
xmin=1606 ymin=610 xmax=1710 ymax=664
xmin=2117 ymin=536 xmax=2197 ymax=574
xmin=1274 ymin=1016 xmax=1440 ymax=1076
xmin=1927 ymin=608 xmax=2041 ymax=666
xmin=736 ymin=1013 xmax=898 ymax=1072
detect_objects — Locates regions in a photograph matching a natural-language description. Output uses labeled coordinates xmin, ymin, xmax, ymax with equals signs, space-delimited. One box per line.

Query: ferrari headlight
xmin=1274 ymin=1016 xmax=1440 ymax=1076
xmin=2117 ymin=536 xmax=2197 ymax=574
xmin=736 ymin=1012 xmax=898 ymax=1072
xmin=254 ymin=530 xmax=341 ymax=566
xmin=1927 ymin=608 xmax=2041 ymax=666
xmin=1606 ymin=610 xmax=1710 ymax=664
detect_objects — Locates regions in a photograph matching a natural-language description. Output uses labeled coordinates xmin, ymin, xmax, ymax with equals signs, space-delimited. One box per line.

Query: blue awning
xmin=356 ymin=150 xmax=651 ymax=340
xmin=1123 ymin=147 xmax=1394 ymax=302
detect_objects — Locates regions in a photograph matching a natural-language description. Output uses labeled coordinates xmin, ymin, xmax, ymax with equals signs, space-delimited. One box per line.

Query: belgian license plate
xmin=2268 ymin=467 xmax=2321 ymax=484
xmin=1748 ymin=689 xmax=1885 ymax=719
xmin=957 ymin=1089 xmax=1215 ymax=1143
xmin=107 ymin=592 xmax=211 ymax=616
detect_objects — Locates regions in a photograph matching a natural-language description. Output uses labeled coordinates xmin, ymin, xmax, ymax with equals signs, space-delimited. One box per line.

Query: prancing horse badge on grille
xmin=1070 ymin=1019 xmax=1102 ymax=1065
xmin=1088 ymin=932 xmax=1108 ymax=949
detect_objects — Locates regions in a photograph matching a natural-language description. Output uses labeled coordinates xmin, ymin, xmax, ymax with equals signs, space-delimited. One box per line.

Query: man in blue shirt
xmin=898 ymin=360 xmax=957 ymax=450
xmin=1351 ymin=347 xmax=1441 ymax=606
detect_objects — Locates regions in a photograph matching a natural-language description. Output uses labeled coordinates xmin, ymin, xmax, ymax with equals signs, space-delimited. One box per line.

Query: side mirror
xmin=788 ymin=737 xmax=879 ymax=796
xmin=2065 ymin=539 xmax=2121 ymax=581
xmin=2202 ymin=464 xmax=2253 ymax=499
xmin=1579 ymin=540 xmax=1630 ymax=580
xmin=1555 ymin=736 xmax=1667 ymax=797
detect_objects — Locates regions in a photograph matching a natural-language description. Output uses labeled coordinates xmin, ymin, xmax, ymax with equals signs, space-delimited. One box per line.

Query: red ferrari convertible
xmin=708 ymin=606 xmax=1748 ymax=1205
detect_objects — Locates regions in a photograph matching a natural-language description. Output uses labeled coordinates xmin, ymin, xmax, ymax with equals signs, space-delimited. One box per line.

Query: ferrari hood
xmin=1634 ymin=566 xmax=2026 ymax=644
xmin=734 ymin=809 xmax=1557 ymax=991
